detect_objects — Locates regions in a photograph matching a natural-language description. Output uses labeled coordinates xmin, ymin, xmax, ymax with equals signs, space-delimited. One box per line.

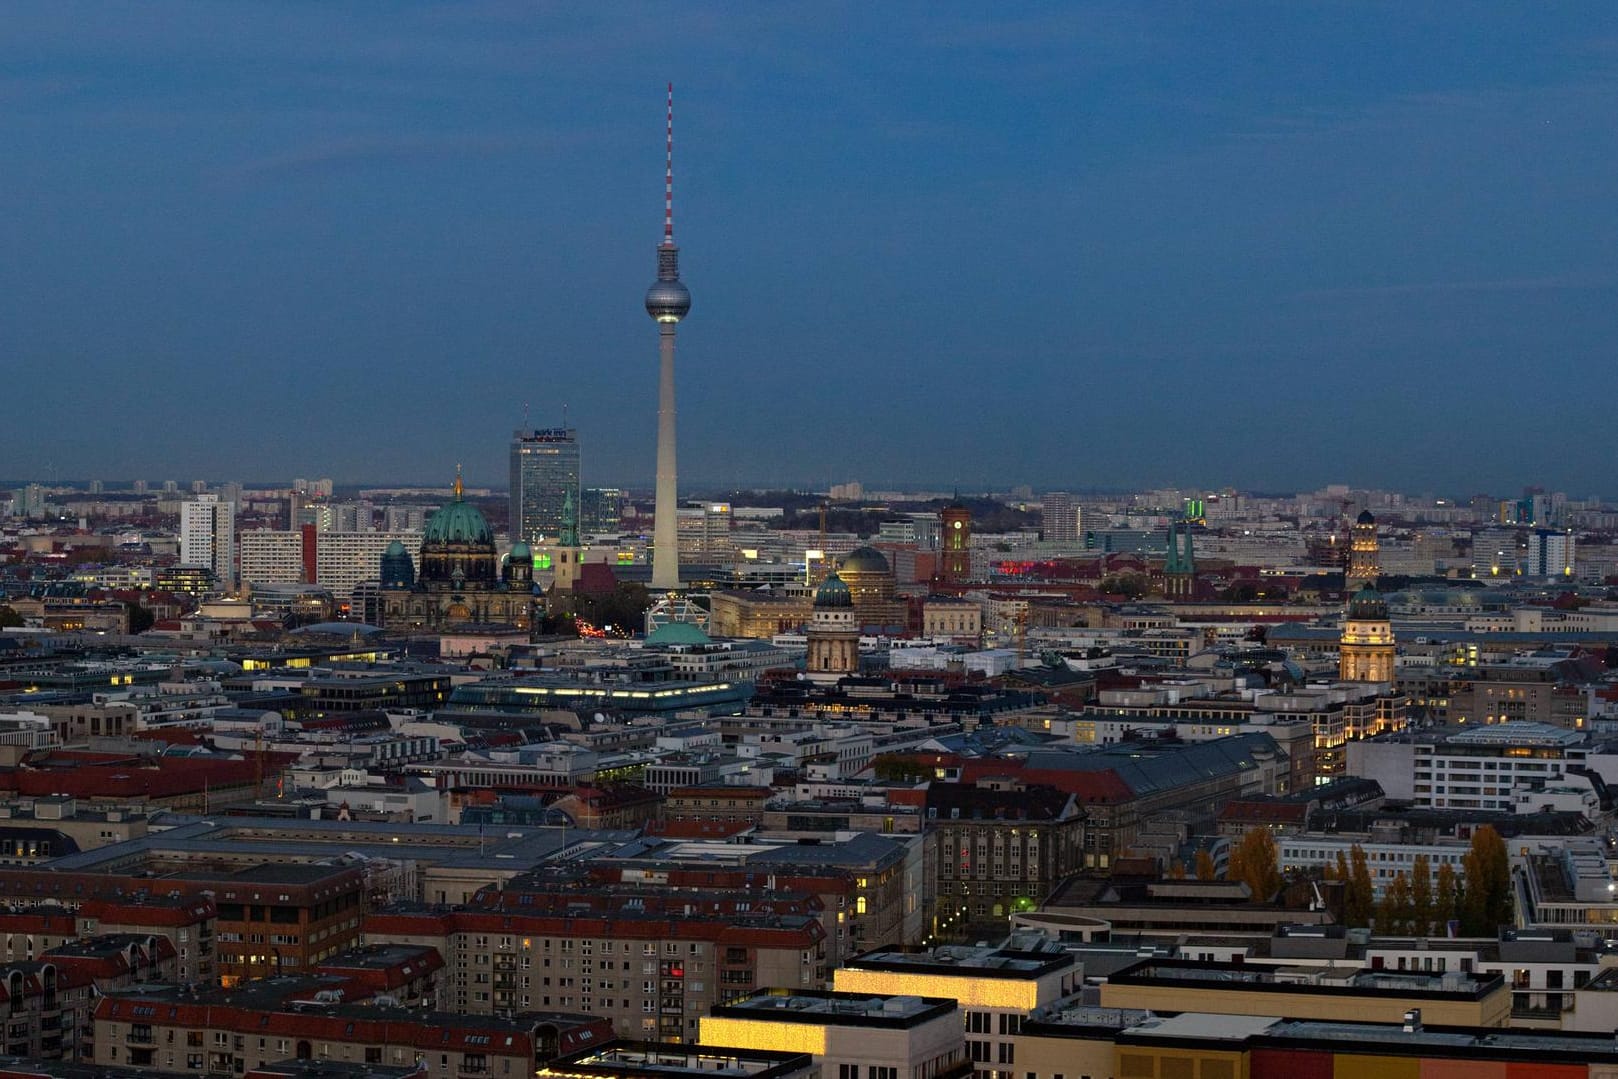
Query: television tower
xmin=645 ymin=83 xmax=691 ymax=591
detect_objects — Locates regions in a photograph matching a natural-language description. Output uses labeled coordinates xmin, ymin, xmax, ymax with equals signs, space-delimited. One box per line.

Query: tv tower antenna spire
xmin=645 ymin=83 xmax=692 ymax=593
xmin=664 ymin=81 xmax=675 ymax=246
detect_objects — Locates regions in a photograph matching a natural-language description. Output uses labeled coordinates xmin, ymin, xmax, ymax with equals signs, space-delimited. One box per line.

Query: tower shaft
xmin=652 ymin=323 xmax=680 ymax=589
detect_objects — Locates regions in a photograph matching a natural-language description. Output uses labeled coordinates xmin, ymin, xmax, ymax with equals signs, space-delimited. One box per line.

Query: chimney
xmin=1402 ymin=1008 xmax=1422 ymax=1034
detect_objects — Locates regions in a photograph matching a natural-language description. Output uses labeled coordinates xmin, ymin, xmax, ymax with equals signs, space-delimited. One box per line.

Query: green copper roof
xmin=1347 ymin=582 xmax=1389 ymax=620
xmin=814 ymin=570 xmax=853 ymax=608
xmin=645 ymin=621 xmax=711 ymax=646
xmin=423 ymin=480 xmax=494 ymax=547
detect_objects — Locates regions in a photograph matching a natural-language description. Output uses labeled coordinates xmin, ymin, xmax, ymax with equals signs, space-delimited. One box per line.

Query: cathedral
xmin=379 ymin=471 xmax=536 ymax=632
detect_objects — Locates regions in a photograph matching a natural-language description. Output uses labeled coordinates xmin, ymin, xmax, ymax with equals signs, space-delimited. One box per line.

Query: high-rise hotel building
xmin=510 ymin=427 xmax=580 ymax=545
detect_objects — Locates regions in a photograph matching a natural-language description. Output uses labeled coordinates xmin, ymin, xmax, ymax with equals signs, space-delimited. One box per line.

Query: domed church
xmin=380 ymin=470 xmax=535 ymax=631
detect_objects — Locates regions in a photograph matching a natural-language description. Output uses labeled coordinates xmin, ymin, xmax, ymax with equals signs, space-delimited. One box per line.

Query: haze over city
xmin=3 ymin=4 xmax=1616 ymax=493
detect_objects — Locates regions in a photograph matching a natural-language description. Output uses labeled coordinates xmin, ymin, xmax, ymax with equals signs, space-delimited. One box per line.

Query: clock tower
xmin=939 ymin=498 xmax=972 ymax=584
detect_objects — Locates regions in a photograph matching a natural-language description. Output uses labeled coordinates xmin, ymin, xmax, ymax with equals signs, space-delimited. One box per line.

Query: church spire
xmin=559 ymin=487 xmax=580 ymax=549
xmin=452 ymin=464 xmax=464 ymax=501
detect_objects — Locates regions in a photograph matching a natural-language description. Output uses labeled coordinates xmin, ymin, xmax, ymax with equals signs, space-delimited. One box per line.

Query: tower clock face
xmin=953 ymin=521 xmax=962 ymax=529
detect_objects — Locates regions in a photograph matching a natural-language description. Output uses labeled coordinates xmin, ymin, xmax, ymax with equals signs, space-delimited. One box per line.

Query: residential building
xmin=832 ymin=946 xmax=1079 ymax=1079
xmin=1097 ymin=958 xmax=1510 ymax=1028
xmin=180 ymin=495 xmax=236 ymax=590
xmin=701 ymin=988 xmax=970 ymax=1079
xmin=94 ymin=981 xmax=611 ymax=1075
xmin=362 ymin=878 xmax=827 ymax=1042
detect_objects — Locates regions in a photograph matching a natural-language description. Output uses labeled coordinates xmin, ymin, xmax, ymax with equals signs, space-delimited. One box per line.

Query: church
xmin=379 ymin=471 xmax=536 ymax=631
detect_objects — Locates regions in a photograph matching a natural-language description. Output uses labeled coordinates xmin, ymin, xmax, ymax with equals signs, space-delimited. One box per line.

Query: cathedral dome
xmin=418 ymin=472 xmax=499 ymax=586
xmin=508 ymin=541 xmax=533 ymax=563
xmin=1347 ymin=583 xmax=1388 ymax=620
xmin=1356 ymin=509 xmax=1376 ymax=525
xmin=424 ymin=499 xmax=494 ymax=547
xmin=840 ymin=546 xmax=890 ymax=575
xmin=814 ymin=571 xmax=853 ymax=609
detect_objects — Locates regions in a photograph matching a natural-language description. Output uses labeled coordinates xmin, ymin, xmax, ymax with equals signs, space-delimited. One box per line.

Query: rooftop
xmin=543 ymin=1040 xmax=813 ymax=1079
xmin=841 ymin=945 xmax=1074 ymax=979
xmin=711 ymin=988 xmax=956 ymax=1027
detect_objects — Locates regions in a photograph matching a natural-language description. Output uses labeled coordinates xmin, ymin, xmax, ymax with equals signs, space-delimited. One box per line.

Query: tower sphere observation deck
xmin=645 ymin=278 xmax=691 ymax=322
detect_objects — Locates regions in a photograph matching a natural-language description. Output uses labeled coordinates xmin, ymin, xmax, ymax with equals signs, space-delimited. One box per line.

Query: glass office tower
xmin=509 ymin=428 xmax=580 ymax=545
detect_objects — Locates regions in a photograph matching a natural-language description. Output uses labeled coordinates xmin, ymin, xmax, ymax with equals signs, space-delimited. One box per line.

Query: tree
xmin=1461 ymin=825 xmax=1512 ymax=935
xmin=1409 ymin=855 xmax=1435 ymax=937
xmin=1344 ymin=845 xmax=1375 ymax=928
xmin=1166 ymin=860 xmax=1187 ymax=880
xmin=1194 ymin=849 xmax=1218 ymax=882
xmin=124 ymin=603 xmax=155 ymax=634
xmin=1377 ymin=872 xmax=1414 ymax=935
xmin=870 ymin=756 xmax=927 ymax=783
xmin=1227 ymin=828 xmax=1281 ymax=902
xmin=1434 ymin=862 xmax=1462 ymax=936
xmin=1099 ymin=572 xmax=1150 ymax=599
xmin=0 ymin=605 xmax=21 ymax=629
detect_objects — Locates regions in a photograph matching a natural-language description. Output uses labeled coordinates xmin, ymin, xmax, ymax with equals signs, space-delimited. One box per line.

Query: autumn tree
xmin=1227 ymin=828 xmax=1282 ymax=902
xmin=1194 ymin=849 xmax=1218 ymax=882
xmin=1409 ymin=855 xmax=1435 ymax=937
xmin=1461 ymin=826 xmax=1512 ymax=935
xmin=1343 ymin=844 xmax=1375 ymax=928
xmin=1434 ymin=862 xmax=1462 ymax=936
xmin=1377 ymin=872 xmax=1414 ymax=935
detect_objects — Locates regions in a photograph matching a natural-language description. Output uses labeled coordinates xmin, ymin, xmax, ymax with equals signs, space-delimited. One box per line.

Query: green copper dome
xmin=508 ymin=541 xmax=533 ymax=562
xmin=423 ymin=490 xmax=493 ymax=547
xmin=841 ymin=546 xmax=890 ymax=575
xmin=814 ymin=571 xmax=853 ymax=609
xmin=1347 ymin=582 xmax=1389 ymax=620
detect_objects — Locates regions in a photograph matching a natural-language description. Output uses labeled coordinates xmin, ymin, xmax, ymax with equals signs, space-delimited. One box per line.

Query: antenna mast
xmin=663 ymin=81 xmax=675 ymax=247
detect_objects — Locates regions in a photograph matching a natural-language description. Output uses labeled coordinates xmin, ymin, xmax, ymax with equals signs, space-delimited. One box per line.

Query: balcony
xmin=129 ymin=1026 xmax=156 ymax=1044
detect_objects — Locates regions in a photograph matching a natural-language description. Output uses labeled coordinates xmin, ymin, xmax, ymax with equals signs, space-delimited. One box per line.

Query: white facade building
xmin=179 ymin=494 xmax=236 ymax=588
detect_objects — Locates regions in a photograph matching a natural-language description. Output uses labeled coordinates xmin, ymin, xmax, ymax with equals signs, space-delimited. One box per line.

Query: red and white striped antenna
xmin=663 ymin=82 xmax=675 ymax=246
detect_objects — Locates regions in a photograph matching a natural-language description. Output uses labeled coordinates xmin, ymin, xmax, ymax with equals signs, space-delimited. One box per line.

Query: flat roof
xmin=1111 ymin=960 xmax=1502 ymax=1000
xmin=710 ymin=989 xmax=956 ymax=1028
xmin=842 ymin=945 xmax=1074 ymax=979
xmin=544 ymin=1040 xmax=812 ymax=1079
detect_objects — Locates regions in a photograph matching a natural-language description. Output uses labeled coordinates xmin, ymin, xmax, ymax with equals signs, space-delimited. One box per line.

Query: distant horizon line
xmin=2 ymin=478 xmax=1607 ymax=504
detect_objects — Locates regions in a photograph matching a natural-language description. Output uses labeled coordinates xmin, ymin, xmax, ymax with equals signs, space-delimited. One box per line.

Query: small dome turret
xmin=1347 ymin=582 xmax=1388 ymax=620
xmin=814 ymin=571 xmax=853 ymax=609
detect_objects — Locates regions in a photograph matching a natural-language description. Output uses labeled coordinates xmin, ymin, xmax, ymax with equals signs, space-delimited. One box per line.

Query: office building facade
xmin=511 ymin=428 xmax=581 ymax=545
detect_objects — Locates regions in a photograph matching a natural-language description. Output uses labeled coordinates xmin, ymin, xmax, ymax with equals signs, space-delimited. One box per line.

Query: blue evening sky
xmin=1 ymin=4 xmax=1614 ymax=495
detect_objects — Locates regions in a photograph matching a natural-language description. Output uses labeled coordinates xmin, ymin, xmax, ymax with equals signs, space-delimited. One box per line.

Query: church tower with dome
xmin=379 ymin=468 xmax=534 ymax=631
xmin=1339 ymin=582 xmax=1395 ymax=682
xmin=805 ymin=571 xmax=860 ymax=680
xmin=1346 ymin=509 xmax=1381 ymax=591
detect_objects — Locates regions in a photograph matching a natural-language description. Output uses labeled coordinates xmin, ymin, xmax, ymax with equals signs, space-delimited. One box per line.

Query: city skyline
xmin=3 ymin=6 xmax=1616 ymax=491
